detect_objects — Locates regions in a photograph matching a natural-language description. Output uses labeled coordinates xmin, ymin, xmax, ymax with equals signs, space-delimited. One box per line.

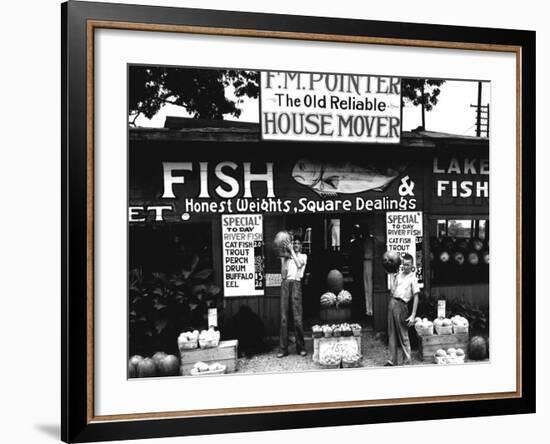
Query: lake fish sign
xmin=261 ymin=70 xmax=402 ymax=143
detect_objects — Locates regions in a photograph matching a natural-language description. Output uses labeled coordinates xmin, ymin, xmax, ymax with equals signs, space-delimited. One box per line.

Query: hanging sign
xmin=221 ymin=214 xmax=265 ymax=296
xmin=386 ymin=211 xmax=424 ymax=287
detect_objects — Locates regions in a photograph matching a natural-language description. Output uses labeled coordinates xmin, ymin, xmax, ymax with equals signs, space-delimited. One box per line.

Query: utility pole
xmin=470 ymin=81 xmax=489 ymax=137
xmin=476 ymin=82 xmax=482 ymax=137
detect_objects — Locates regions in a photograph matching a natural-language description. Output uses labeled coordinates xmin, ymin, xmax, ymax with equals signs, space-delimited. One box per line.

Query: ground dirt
xmin=236 ymin=330 xmax=429 ymax=374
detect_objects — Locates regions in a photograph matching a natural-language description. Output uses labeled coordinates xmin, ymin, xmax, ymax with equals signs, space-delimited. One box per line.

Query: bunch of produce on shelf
xmin=434 ymin=347 xmax=465 ymax=364
xmin=451 ymin=315 xmax=469 ymax=334
xmin=312 ymin=324 xmax=323 ymax=338
xmin=177 ymin=330 xmax=200 ymax=351
xmin=198 ymin=327 xmax=221 ymax=348
xmin=414 ymin=317 xmax=434 ymax=335
xmin=339 ymin=323 xmax=352 ymax=336
xmin=433 ymin=317 xmax=453 ymax=335
xmin=128 ymin=352 xmax=180 ymax=378
xmin=350 ymin=323 xmax=362 ymax=337
xmin=416 ymin=315 xmax=470 ymax=336
xmin=317 ymin=323 xmax=359 ymax=338
xmin=190 ymin=361 xmax=226 ymax=375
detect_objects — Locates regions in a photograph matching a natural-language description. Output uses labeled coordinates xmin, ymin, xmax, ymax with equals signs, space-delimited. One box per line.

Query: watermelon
xmin=273 ymin=231 xmax=292 ymax=257
xmin=382 ymin=251 xmax=401 ymax=273
xmin=469 ymin=336 xmax=489 ymax=360
xmin=326 ymin=270 xmax=344 ymax=293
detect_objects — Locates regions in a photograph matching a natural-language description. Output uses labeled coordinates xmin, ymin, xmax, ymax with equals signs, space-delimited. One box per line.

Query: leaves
xmin=193 ymin=269 xmax=213 ymax=281
xmin=155 ymin=320 xmax=168 ymax=334
xmin=401 ymin=78 xmax=446 ymax=112
xmin=416 ymin=294 xmax=489 ymax=334
xmin=128 ymin=267 xmax=222 ymax=357
xmin=129 ymin=66 xmax=259 ymax=123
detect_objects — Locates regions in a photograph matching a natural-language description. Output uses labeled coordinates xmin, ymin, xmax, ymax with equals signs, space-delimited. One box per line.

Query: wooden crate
xmin=312 ymin=336 xmax=361 ymax=363
xmin=320 ymin=306 xmax=352 ymax=323
xmin=418 ymin=333 xmax=469 ymax=361
xmin=179 ymin=339 xmax=238 ymax=376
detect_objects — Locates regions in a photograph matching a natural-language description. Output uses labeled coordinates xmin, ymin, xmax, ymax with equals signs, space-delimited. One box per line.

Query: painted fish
xmin=291 ymin=160 xmax=406 ymax=197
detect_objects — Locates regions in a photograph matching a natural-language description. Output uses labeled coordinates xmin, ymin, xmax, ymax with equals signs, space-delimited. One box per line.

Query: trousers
xmin=387 ymin=297 xmax=411 ymax=364
xmin=280 ymin=279 xmax=305 ymax=353
xmin=363 ymin=258 xmax=374 ymax=315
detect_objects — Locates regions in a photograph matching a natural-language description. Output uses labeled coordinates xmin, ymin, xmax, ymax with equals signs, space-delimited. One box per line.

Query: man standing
xmin=386 ymin=253 xmax=419 ymax=366
xmin=278 ymin=235 xmax=308 ymax=358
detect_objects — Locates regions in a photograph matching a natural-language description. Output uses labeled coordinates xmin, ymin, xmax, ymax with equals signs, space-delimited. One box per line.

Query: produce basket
xmin=199 ymin=338 xmax=220 ymax=349
xmin=323 ymin=330 xmax=332 ymax=338
xmin=434 ymin=356 xmax=447 ymax=365
xmin=190 ymin=365 xmax=226 ymax=376
xmin=178 ymin=341 xmax=199 ymax=351
xmin=332 ymin=329 xmax=342 ymax=337
xmin=312 ymin=331 xmax=323 ymax=339
xmin=352 ymin=328 xmax=362 ymax=337
xmin=453 ymin=325 xmax=469 ymax=334
xmin=435 ymin=325 xmax=453 ymax=335
xmin=342 ymin=359 xmax=362 ymax=368
xmin=341 ymin=329 xmax=352 ymax=337
xmin=415 ymin=325 xmax=434 ymax=336
xmin=318 ymin=361 xmax=341 ymax=369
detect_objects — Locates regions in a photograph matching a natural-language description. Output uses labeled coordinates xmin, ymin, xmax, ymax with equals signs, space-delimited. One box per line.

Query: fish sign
xmin=292 ymin=160 xmax=406 ymax=198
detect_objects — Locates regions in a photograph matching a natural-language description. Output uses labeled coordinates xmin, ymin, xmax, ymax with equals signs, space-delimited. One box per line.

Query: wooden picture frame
xmin=62 ymin=1 xmax=535 ymax=442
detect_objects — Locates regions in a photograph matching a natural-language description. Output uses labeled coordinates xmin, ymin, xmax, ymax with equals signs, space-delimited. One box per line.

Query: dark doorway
xmin=285 ymin=214 xmax=377 ymax=328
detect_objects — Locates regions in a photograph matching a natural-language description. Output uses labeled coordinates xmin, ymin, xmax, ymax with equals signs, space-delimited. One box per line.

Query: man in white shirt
xmin=386 ymin=253 xmax=420 ymax=366
xmin=278 ymin=235 xmax=308 ymax=358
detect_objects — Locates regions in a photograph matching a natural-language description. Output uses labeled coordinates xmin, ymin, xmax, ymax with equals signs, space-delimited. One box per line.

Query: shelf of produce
xmin=418 ymin=333 xmax=469 ymax=361
xmin=179 ymin=339 xmax=238 ymax=376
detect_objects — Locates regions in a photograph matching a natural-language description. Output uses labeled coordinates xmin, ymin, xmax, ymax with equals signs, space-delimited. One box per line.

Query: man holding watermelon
xmin=277 ymin=236 xmax=308 ymax=358
xmin=386 ymin=253 xmax=420 ymax=366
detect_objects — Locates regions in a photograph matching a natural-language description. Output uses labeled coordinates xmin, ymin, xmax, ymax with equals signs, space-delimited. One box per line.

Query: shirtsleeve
xmin=411 ymin=275 xmax=420 ymax=295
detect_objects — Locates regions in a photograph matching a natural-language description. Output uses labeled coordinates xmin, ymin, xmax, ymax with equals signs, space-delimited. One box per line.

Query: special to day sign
xmin=260 ymin=71 xmax=401 ymax=143
xmin=221 ymin=214 xmax=265 ymax=297
xmin=386 ymin=211 xmax=424 ymax=286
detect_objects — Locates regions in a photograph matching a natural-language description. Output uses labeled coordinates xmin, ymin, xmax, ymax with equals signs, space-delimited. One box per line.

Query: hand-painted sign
xmin=128 ymin=156 xmax=422 ymax=222
xmin=261 ymin=71 xmax=401 ymax=143
xmin=221 ymin=214 xmax=264 ymax=297
xmin=386 ymin=211 xmax=424 ymax=287
xmin=432 ymin=156 xmax=489 ymax=212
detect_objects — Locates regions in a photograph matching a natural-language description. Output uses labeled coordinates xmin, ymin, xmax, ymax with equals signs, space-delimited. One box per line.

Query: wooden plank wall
xmin=372 ymin=214 xmax=389 ymax=332
xmin=431 ymin=284 xmax=489 ymax=308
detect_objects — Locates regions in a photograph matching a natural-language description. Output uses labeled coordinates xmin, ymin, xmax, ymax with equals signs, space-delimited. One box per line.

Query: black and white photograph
xmin=127 ymin=65 xmax=490 ymax=378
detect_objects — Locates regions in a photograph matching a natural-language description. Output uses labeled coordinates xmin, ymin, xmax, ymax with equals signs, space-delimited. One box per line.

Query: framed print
xmin=61 ymin=1 xmax=536 ymax=442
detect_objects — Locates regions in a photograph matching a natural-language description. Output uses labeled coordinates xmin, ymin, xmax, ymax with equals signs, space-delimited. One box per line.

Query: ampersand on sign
xmin=398 ymin=175 xmax=415 ymax=196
